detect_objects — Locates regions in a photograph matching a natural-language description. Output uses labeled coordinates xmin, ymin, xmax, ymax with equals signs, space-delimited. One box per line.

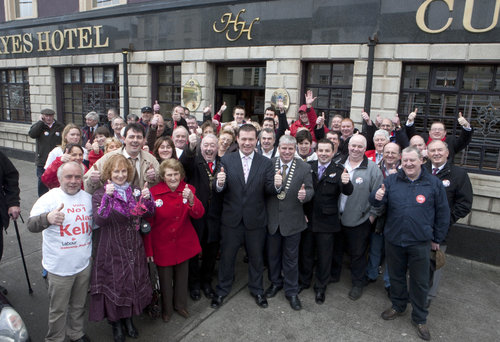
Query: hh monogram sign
xmin=213 ymin=9 xmax=260 ymax=41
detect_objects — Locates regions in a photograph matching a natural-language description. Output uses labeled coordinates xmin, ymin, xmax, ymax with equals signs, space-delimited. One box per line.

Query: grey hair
xmin=57 ymin=161 xmax=85 ymax=182
xmin=373 ymin=129 xmax=390 ymax=141
xmin=259 ymin=127 xmax=276 ymax=140
xmin=402 ymin=145 xmax=423 ymax=159
xmin=112 ymin=116 xmax=125 ymax=125
xmin=349 ymin=134 xmax=367 ymax=148
xmin=85 ymin=111 xmax=99 ymax=122
xmin=427 ymin=139 xmax=449 ymax=150
xmin=173 ymin=125 xmax=189 ymax=136
xmin=202 ymin=133 xmax=219 ymax=146
xmin=279 ymin=134 xmax=297 ymax=146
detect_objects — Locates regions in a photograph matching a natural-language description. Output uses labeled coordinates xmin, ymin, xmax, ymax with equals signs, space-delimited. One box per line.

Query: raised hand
xmin=387 ymin=164 xmax=398 ymax=175
xmin=274 ymin=169 xmax=283 ymax=188
xmin=47 ymin=203 xmax=65 ymax=226
xmin=92 ymin=141 xmax=100 ymax=154
xmin=85 ymin=141 xmax=92 ymax=151
xmin=297 ymin=184 xmax=306 ymax=201
xmin=203 ymin=104 xmax=213 ymax=114
xmin=105 ymin=180 xmax=115 ymax=196
xmin=316 ymin=112 xmax=326 ymax=128
xmin=217 ymin=166 xmax=226 ymax=187
xmin=375 ymin=114 xmax=383 ymax=128
xmin=182 ymin=184 xmax=193 ymax=205
xmin=407 ymin=108 xmax=418 ymax=124
xmin=457 ymin=112 xmax=470 ymax=128
xmin=153 ymin=100 xmax=160 ymax=113
xmin=90 ymin=164 xmax=101 ymax=184
xmin=341 ymin=168 xmax=350 ymax=184
xmin=189 ymin=129 xmax=198 ymax=145
xmin=305 ymin=90 xmax=317 ymax=107
xmin=277 ymin=98 xmax=285 ymax=112
xmin=60 ymin=152 xmax=71 ymax=163
xmin=375 ymin=184 xmax=386 ymax=201
xmin=392 ymin=113 xmax=400 ymax=127
xmin=218 ymin=102 xmax=227 ymax=115
xmin=362 ymin=111 xmax=371 ymax=125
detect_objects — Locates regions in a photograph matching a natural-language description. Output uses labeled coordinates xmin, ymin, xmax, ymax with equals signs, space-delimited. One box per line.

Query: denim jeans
xmin=366 ymin=232 xmax=390 ymax=288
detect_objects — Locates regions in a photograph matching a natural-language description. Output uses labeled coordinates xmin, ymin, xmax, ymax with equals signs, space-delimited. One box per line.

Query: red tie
xmin=208 ymin=162 xmax=214 ymax=173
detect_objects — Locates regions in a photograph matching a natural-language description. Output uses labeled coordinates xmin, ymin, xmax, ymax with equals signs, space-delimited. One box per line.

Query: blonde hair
xmin=61 ymin=123 xmax=82 ymax=151
xmin=104 ymin=137 xmax=123 ymax=153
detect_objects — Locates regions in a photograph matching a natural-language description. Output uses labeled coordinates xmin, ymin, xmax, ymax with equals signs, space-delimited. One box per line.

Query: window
xmin=56 ymin=66 xmax=119 ymax=126
xmin=303 ymin=62 xmax=354 ymax=123
xmin=80 ymin=0 xmax=126 ymax=11
xmin=399 ymin=64 xmax=500 ymax=174
xmin=0 ymin=69 xmax=31 ymax=123
xmin=4 ymin=0 xmax=38 ymax=20
xmin=151 ymin=64 xmax=181 ymax=116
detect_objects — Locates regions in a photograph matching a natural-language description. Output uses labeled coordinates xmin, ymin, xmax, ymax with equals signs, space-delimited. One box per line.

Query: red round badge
xmin=416 ymin=195 xmax=426 ymax=204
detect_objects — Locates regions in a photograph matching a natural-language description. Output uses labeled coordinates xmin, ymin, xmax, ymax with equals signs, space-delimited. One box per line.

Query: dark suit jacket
xmin=266 ymin=158 xmax=314 ymax=236
xmin=180 ymin=147 xmax=223 ymax=243
xmin=304 ymin=160 xmax=353 ymax=233
xmin=82 ymin=124 xmax=101 ymax=146
xmin=219 ymin=151 xmax=277 ymax=230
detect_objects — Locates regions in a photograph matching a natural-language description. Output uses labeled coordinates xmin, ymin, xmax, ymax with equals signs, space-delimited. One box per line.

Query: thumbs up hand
xmin=105 ymin=180 xmax=115 ymax=196
xmin=218 ymin=102 xmax=227 ymax=115
xmin=182 ymin=184 xmax=194 ymax=205
xmin=316 ymin=112 xmax=325 ymax=128
xmin=141 ymin=181 xmax=150 ymax=199
xmin=153 ymin=100 xmax=160 ymax=113
xmin=90 ymin=164 xmax=101 ymax=183
xmin=217 ymin=166 xmax=226 ymax=187
xmin=146 ymin=163 xmax=156 ymax=182
xmin=375 ymin=183 xmax=386 ymax=201
xmin=407 ymin=108 xmax=417 ymax=124
xmin=274 ymin=169 xmax=283 ymax=188
xmin=47 ymin=203 xmax=65 ymax=225
xmin=457 ymin=112 xmax=470 ymax=128
xmin=298 ymin=183 xmax=306 ymax=201
xmin=341 ymin=168 xmax=350 ymax=184
xmin=362 ymin=111 xmax=371 ymax=125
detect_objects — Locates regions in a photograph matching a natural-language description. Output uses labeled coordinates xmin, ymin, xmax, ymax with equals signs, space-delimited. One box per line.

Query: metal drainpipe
xmin=122 ymin=49 xmax=130 ymax=119
xmin=363 ymin=34 xmax=378 ymax=115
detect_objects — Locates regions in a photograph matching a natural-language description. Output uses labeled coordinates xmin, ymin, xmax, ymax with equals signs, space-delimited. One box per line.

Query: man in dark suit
xmin=180 ymin=134 xmax=223 ymax=301
xmin=82 ymin=111 xmax=101 ymax=150
xmin=299 ymin=139 xmax=353 ymax=304
xmin=211 ymin=124 xmax=277 ymax=309
xmin=264 ymin=135 xmax=314 ymax=310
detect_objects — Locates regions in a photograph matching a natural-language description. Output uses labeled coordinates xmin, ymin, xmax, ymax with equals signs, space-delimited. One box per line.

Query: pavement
xmin=1 ymin=157 xmax=499 ymax=342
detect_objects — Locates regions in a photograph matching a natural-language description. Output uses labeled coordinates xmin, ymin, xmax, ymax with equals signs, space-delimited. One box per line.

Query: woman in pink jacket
xmin=145 ymin=159 xmax=204 ymax=322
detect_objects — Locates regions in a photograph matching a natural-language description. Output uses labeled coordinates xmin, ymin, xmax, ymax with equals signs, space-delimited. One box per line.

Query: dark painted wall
xmin=0 ymin=1 xmax=5 ymax=23
xmin=38 ymin=0 xmax=79 ymax=19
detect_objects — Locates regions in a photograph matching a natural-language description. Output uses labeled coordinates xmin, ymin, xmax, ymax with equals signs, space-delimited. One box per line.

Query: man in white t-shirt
xmin=28 ymin=161 xmax=92 ymax=342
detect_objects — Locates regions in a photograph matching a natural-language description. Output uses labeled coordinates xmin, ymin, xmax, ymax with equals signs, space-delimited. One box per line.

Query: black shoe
xmin=202 ymin=285 xmax=215 ymax=299
xmin=190 ymin=289 xmax=201 ymax=301
xmin=298 ymin=284 xmax=309 ymax=294
xmin=363 ymin=277 xmax=377 ymax=286
xmin=286 ymin=295 xmax=302 ymax=311
xmin=348 ymin=286 xmax=363 ymax=301
xmin=329 ymin=276 xmax=340 ymax=284
xmin=71 ymin=335 xmax=91 ymax=342
xmin=264 ymin=284 xmax=283 ymax=298
xmin=121 ymin=317 xmax=138 ymax=338
xmin=315 ymin=290 xmax=325 ymax=305
xmin=412 ymin=320 xmax=431 ymax=341
xmin=210 ymin=295 xmax=225 ymax=309
xmin=252 ymin=294 xmax=268 ymax=308
xmin=110 ymin=321 xmax=125 ymax=342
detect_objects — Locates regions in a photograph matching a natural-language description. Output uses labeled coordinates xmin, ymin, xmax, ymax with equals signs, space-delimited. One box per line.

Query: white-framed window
xmin=4 ymin=0 xmax=38 ymax=21
xmin=79 ymin=0 xmax=126 ymax=11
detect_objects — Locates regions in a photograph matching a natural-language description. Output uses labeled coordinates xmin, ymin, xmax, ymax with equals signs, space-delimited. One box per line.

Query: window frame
xmin=151 ymin=63 xmax=182 ymax=118
xmin=4 ymin=0 xmax=38 ymax=21
xmin=79 ymin=0 xmax=126 ymax=12
xmin=0 ymin=68 xmax=31 ymax=123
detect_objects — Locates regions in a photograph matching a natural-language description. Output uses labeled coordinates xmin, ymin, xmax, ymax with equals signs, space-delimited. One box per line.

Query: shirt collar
xmin=239 ymin=150 xmax=254 ymax=160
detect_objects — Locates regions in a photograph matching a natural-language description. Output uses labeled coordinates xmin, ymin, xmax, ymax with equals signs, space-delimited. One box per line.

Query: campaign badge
xmin=329 ymin=173 xmax=336 ymax=178
xmin=355 ymin=177 xmax=363 ymax=184
xmin=416 ymin=195 xmax=426 ymax=204
xmin=155 ymin=199 xmax=163 ymax=207
xmin=133 ymin=189 xmax=141 ymax=197
xmin=44 ymin=131 xmax=49 ymax=136
xmin=55 ymin=132 xmax=60 ymax=136
xmin=442 ymin=180 xmax=450 ymax=187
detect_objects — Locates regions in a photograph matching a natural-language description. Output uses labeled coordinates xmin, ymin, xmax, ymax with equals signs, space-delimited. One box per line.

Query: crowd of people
xmin=0 ymin=93 xmax=474 ymax=342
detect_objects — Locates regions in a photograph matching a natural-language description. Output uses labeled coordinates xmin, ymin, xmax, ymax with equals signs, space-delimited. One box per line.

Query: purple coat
xmin=89 ymin=186 xmax=154 ymax=322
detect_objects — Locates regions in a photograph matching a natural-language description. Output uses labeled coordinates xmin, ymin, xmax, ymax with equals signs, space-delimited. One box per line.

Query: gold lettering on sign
xmin=416 ymin=0 xmax=454 ymax=34
xmin=213 ymin=9 xmax=260 ymax=41
xmin=463 ymin=0 xmax=500 ymax=33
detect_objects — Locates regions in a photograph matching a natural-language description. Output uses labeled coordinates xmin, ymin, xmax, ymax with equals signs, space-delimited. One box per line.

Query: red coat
xmin=144 ymin=180 xmax=204 ymax=267
xmin=41 ymin=156 xmax=87 ymax=189
xmin=88 ymin=149 xmax=104 ymax=169
xmin=289 ymin=105 xmax=328 ymax=142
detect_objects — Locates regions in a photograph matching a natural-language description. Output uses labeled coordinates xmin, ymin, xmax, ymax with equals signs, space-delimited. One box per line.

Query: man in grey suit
xmin=211 ymin=124 xmax=278 ymax=309
xmin=265 ymin=135 xmax=314 ymax=310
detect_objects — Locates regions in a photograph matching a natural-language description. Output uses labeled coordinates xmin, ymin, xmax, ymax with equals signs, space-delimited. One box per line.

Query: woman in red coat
xmin=145 ymin=159 xmax=204 ymax=322
xmin=41 ymin=143 xmax=87 ymax=189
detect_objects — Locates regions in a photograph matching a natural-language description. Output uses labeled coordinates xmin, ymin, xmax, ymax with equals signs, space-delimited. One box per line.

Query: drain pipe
xmin=122 ymin=48 xmax=130 ymax=119
xmin=363 ymin=34 xmax=378 ymax=115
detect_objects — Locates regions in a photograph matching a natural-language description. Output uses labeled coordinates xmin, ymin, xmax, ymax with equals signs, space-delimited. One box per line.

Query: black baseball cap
xmin=141 ymin=106 xmax=153 ymax=113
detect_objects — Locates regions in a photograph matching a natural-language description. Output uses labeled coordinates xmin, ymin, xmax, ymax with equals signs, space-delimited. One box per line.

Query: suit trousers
xmin=46 ymin=264 xmax=91 ymax=342
xmin=37 ymin=165 xmax=49 ymax=197
xmin=216 ymin=222 xmax=266 ymax=297
xmin=266 ymin=228 xmax=301 ymax=296
xmin=299 ymin=227 xmax=334 ymax=291
xmin=157 ymin=260 xmax=189 ymax=317
xmin=330 ymin=231 xmax=344 ymax=282
xmin=188 ymin=237 xmax=220 ymax=290
xmin=386 ymin=241 xmax=430 ymax=324
xmin=341 ymin=219 xmax=372 ymax=287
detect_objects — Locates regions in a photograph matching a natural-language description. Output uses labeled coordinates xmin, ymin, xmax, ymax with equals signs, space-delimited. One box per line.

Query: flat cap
xmin=41 ymin=108 xmax=55 ymax=115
